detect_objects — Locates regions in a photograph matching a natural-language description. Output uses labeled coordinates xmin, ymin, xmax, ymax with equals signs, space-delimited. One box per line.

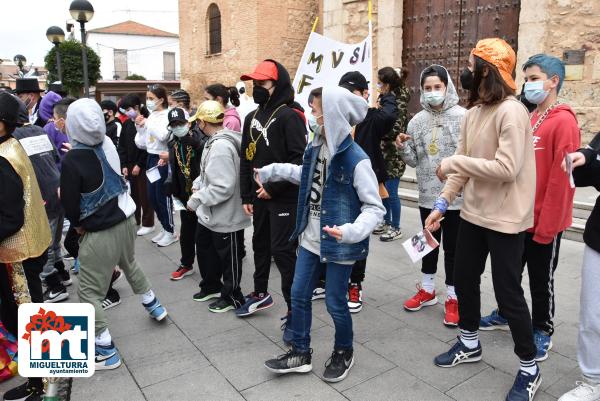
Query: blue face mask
xmin=308 ymin=114 xmax=322 ymax=137
xmin=524 ymin=80 xmax=550 ymax=105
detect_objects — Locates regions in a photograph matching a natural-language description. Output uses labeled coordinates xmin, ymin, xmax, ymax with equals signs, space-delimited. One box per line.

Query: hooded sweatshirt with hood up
xmin=186 ymin=128 xmax=251 ymax=233
xmin=257 ymin=86 xmax=385 ymax=261
xmin=12 ymin=96 xmax=62 ymax=219
xmin=400 ymin=64 xmax=466 ymax=210
xmin=60 ymin=99 xmax=136 ymax=232
xmin=239 ymin=60 xmax=307 ymax=204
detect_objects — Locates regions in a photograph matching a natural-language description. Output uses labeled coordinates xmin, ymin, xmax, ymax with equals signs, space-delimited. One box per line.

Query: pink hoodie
xmin=223 ymin=107 xmax=241 ymax=132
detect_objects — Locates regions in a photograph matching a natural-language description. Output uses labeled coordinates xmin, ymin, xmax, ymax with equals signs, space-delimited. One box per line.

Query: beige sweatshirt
xmin=440 ymin=96 xmax=535 ymax=234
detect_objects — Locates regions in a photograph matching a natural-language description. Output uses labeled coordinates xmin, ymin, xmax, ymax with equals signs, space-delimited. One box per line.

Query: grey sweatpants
xmin=578 ymin=245 xmax=600 ymax=384
xmin=41 ymin=213 xmax=64 ymax=278
xmin=78 ymin=216 xmax=151 ymax=336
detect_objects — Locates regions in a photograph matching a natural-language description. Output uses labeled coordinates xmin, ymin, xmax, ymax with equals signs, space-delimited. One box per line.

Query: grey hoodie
xmin=65 ymin=98 xmax=106 ymax=146
xmin=400 ymin=65 xmax=466 ymax=210
xmin=187 ymin=128 xmax=251 ymax=233
xmin=257 ymin=86 xmax=385 ymax=256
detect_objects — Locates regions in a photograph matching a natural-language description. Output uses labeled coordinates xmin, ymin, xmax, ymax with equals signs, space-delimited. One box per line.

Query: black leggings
xmin=419 ymin=207 xmax=460 ymax=286
xmin=454 ymin=218 xmax=536 ymax=361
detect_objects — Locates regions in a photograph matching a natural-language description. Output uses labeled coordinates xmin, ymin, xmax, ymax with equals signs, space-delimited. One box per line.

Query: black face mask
xmin=253 ymin=86 xmax=271 ymax=106
xmin=459 ymin=67 xmax=474 ymax=91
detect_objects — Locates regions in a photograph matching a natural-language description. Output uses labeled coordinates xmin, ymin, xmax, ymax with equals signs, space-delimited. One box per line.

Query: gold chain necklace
xmin=245 ymin=104 xmax=286 ymax=161
xmin=175 ymin=143 xmax=194 ymax=193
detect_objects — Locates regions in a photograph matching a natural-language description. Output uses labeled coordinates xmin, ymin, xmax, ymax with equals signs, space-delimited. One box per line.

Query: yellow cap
xmin=189 ymin=100 xmax=224 ymax=124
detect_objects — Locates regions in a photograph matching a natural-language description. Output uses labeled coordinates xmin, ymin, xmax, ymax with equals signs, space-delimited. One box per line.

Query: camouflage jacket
xmin=381 ymin=86 xmax=410 ymax=179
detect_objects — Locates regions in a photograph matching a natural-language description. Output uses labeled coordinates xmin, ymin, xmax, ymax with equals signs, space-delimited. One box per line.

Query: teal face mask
xmin=170 ymin=125 xmax=189 ymax=138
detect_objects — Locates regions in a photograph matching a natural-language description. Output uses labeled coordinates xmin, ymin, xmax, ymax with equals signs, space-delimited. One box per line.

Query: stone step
xmin=397 ymin=183 xmax=585 ymax=242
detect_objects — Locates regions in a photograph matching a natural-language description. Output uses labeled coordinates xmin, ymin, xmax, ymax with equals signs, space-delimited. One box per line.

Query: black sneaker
xmin=323 ymin=349 xmax=354 ymax=382
xmin=506 ymin=368 xmax=542 ymax=401
xmin=264 ymin=349 xmax=312 ymax=374
xmin=102 ymin=289 xmax=122 ymax=310
xmin=3 ymin=380 xmax=44 ymax=401
xmin=43 ymin=285 xmax=69 ymax=303
xmin=434 ymin=337 xmax=482 ymax=368
xmin=208 ymin=298 xmax=235 ymax=313
xmin=193 ymin=290 xmax=220 ymax=302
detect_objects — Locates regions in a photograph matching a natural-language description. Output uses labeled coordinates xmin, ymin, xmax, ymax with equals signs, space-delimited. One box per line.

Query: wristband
xmin=433 ymin=197 xmax=449 ymax=214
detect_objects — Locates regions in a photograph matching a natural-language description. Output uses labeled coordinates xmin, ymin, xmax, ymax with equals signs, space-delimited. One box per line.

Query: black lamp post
xmin=46 ymin=26 xmax=65 ymax=82
xmin=69 ymin=0 xmax=94 ymax=97
xmin=13 ymin=54 xmax=26 ymax=74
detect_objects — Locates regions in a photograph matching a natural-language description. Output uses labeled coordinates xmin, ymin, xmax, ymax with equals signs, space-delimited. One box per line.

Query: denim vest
xmin=73 ymin=142 xmax=128 ymax=220
xmin=291 ymin=135 xmax=370 ymax=263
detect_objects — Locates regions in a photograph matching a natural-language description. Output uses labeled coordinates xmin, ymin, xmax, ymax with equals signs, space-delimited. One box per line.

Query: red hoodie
xmin=528 ymin=104 xmax=580 ymax=244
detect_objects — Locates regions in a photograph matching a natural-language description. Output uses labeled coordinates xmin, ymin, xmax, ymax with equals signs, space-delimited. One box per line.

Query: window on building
xmin=113 ymin=49 xmax=128 ymax=80
xmin=163 ymin=52 xmax=176 ymax=80
xmin=207 ymin=3 xmax=221 ymax=55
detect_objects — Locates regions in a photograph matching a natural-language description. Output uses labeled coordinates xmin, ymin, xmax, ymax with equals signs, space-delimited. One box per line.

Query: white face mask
xmin=170 ymin=125 xmax=189 ymax=138
xmin=424 ymin=91 xmax=446 ymax=107
xmin=146 ymin=99 xmax=157 ymax=112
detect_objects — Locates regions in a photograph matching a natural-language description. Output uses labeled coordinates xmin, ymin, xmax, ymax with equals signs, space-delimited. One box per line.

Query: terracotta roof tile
xmin=88 ymin=20 xmax=178 ymax=38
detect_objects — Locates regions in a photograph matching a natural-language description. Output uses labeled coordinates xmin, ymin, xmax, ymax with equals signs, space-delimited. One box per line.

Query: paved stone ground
xmin=1 ymin=206 xmax=587 ymax=401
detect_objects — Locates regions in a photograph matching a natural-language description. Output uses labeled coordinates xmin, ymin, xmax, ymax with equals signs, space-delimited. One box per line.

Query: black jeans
xmin=252 ymin=199 xmax=297 ymax=309
xmin=350 ymin=259 xmax=366 ymax=285
xmin=419 ymin=207 xmax=460 ymax=286
xmin=498 ymin=231 xmax=563 ymax=336
xmin=195 ymin=223 xmax=245 ymax=306
xmin=179 ymin=210 xmax=199 ymax=269
xmin=454 ymin=218 xmax=536 ymax=361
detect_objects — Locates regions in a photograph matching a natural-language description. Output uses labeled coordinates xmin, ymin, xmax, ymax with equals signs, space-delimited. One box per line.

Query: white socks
xmin=447 ymin=285 xmax=457 ymax=300
xmin=460 ymin=329 xmax=479 ymax=349
xmin=142 ymin=289 xmax=155 ymax=305
xmin=520 ymin=359 xmax=538 ymax=375
xmin=422 ymin=274 xmax=435 ymax=293
xmin=95 ymin=328 xmax=111 ymax=347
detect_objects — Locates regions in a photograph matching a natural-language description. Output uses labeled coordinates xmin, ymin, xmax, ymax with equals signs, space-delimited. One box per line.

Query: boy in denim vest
xmin=259 ymin=87 xmax=384 ymax=382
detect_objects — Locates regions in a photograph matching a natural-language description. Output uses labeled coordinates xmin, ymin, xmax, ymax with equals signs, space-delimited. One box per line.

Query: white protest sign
xmin=292 ymin=31 xmax=373 ymax=113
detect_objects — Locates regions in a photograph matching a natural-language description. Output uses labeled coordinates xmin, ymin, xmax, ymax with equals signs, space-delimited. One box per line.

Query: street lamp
xmin=46 ymin=26 xmax=65 ymax=82
xmin=13 ymin=54 xmax=26 ymax=73
xmin=69 ymin=0 xmax=94 ymax=97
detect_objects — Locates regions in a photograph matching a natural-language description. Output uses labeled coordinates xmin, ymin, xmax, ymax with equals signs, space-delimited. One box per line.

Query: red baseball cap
xmin=240 ymin=60 xmax=278 ymax=81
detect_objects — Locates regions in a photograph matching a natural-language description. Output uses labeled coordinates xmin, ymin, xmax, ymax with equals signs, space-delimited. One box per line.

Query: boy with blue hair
xmin=480 ymin=53 xmax=581 ymax=362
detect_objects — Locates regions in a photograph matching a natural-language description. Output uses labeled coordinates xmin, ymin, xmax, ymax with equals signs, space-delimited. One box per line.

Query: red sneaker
xmin=348 ymin=283 xmax=363 ymax=313
xmin=403 ymin=284 xmax=438 ymax=311
xmin=444 ymin=297 xmax=459 ymax=327
xmin=171 ymin=266 xmax=193 ymax=281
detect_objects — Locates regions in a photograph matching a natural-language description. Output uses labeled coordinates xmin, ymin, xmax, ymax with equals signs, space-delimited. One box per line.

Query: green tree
xmin=126 ymin=73 xmax=146 ymax=80
xmin=44 ymin=39 xmax=101 ymax=97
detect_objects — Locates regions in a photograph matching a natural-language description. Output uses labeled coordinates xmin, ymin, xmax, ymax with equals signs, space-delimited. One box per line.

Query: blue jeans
xmin=383 ymin=177 xmax=401 ymax=229
xmin=291 ymin=247 xmax=353 ymax=353
xmin=146 ymin=154 xmax=174 ymax=233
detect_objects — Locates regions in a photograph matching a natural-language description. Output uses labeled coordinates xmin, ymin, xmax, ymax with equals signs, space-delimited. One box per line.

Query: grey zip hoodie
xmin=400 ymin=65 xmax=466 ymax=210
xmin=257 ymin=86 xmax=385 ymax=254
xmin=187 ymin=128 xmax=251 ymax=233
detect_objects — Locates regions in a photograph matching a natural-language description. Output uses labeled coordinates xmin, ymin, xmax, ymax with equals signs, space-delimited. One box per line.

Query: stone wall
xmin=517 ymin=0 xmax=600 ymax=142
xmin=179 ymin=0 xmax=318 ymax=109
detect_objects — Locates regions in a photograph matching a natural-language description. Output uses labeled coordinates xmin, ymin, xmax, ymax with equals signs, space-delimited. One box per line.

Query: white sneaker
xmin=559 ymin=381 xmax=600 ymax=401
xmin=157 ymin=231 xmax=179 ymax=247
xmin=151 ymin=230 xmax=166 ymax=243
xmin=137 ymin=226 xmax=155 ymax=236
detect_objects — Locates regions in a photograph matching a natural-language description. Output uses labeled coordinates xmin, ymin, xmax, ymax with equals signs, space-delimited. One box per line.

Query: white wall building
xmin=87 ymin=20 xmax=180 ymax=81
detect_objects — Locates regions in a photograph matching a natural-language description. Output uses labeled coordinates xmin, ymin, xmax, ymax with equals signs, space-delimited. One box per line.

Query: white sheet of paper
xmin=19 ymin=135 xmax=54 ymax=156
xmin=172 ymin=197 xmax=186 ymax=211
xmin=402 ymin=229 xmax=440 ymax=264
xmin=565 ymin=153 xmax=575 ymax=189
xmin=146 ymin=166 xmax=161 ymax=183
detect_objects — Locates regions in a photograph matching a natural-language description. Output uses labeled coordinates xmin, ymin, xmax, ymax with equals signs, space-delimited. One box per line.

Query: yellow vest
xmin=0 ymin=137 xmax=51 ymax=263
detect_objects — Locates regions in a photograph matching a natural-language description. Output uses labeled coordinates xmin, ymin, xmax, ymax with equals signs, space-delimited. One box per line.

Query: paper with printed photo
xmin=402 ymin=229 xmax=440 ymax=263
